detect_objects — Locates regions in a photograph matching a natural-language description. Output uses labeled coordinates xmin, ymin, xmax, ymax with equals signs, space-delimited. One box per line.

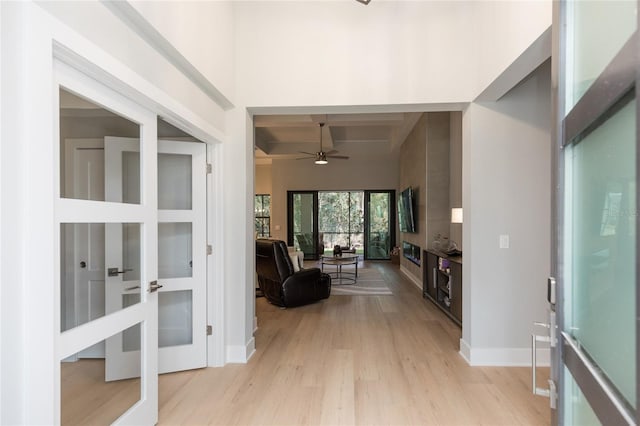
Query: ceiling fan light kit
xmin=297 ymin=122 xmax=350 ymax=165
xmin=315 ymin=152 xmax=328 ymax=165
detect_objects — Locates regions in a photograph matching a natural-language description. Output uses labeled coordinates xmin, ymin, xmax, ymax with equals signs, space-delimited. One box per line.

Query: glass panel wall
xmin=318 ymin=191 xmax=364 ymax=256
xmin=290 ymin=192 xmax=317 ymax=259
xmin=366 ymin=191 xmax=393 ymax=260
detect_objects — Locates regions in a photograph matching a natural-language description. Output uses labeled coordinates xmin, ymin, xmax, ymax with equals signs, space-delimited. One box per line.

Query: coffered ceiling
xmin=254 ymin=112 xmax=422 ymax=163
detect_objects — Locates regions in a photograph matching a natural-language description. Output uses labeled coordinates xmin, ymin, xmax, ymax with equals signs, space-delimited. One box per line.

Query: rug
xmin=330 ymin=267 xmax=393 ymax=296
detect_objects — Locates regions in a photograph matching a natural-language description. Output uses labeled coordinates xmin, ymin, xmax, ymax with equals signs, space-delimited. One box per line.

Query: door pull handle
xmin=531 ymin=332 xmax=550 ymax=397
xmin=108 ymin=267 xmax=133 ymax=277
xmin=149 ymin=281 xmax=163 ymax=293
xmin=531 ymin=316 xmax=558 ymax=409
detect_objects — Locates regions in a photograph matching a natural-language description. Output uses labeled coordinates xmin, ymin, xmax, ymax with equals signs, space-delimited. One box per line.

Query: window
xmin=255 ymin=194 xmax=271 ymax=238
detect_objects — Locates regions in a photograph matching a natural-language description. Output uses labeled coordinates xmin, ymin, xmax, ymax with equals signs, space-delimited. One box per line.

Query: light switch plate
xmin=499 ymin=234 xmax=510 ymax=249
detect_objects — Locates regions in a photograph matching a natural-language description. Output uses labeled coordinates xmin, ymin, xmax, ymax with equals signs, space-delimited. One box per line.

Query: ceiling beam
xmin=254 ymin=115 xmax=316 ymax=128
xmin=323 ymin=124 xmax=334 ymax=150
xmin=254 ymin=128 xmax=272 ymax=154
xmin=389 ymin=112 xmax=422 ymax=152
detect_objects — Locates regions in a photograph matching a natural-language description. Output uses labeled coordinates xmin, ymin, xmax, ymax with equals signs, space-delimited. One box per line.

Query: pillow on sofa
xmin=289 ymin=253 xmax=301 ymax=272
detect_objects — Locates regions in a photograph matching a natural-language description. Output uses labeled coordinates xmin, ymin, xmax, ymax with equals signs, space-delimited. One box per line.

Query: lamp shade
xmin=451 ymin=208 xmax=463 ymax=223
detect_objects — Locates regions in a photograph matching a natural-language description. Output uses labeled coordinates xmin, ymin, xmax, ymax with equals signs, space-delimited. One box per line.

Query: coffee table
xmin=321 ymin=253 xmax=359 ymax=285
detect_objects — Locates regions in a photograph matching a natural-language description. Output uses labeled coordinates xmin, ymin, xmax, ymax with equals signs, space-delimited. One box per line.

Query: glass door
xmin=318 ymin=191 xmax=365 ymax=258
xmin=102 ymin=137 xmax=208 ymax=376
xmin=553 ymin=1 xmax=638 ymax=423
xmin=287 ymin=191 xmax=319 ymax=260
xmin=364 ymin=191 xmax=395 ymax=260
xmin=56 ymin=63 xmax=158 ymax=424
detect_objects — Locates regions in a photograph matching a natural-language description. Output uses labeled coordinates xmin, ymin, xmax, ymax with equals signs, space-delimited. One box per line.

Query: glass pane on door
xmin=158 ymin=290 xmax=193 ymax=348
xmin=158 ymin=222 xmax=193 ymax=279
xmin=563 ymin=366 xmax=601 ymax=426
xmin=292 ymin=193 xmax=317 ymax=259
xmin=158 ymin=153 xmax=192 ymax=210
xmin=318 ymin=191 xmax=365 ymax=255
xmin=367 ymin=192 xmax=391 ymax=260
xmin=565 ymin=2 xmax=637 ymax=112
xmin=60 ymin=222 xmax=141 ymax=333
xmin=61 ymin=324 xmax=142 ymax=425
xmin=59 ymin=89 xmax=141 ymax=205
xmin=564 ymin=100 xmax=636 ymax=407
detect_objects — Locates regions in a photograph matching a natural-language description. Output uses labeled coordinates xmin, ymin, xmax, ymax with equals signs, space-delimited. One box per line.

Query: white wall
xmin=234 ymin=1 xmax=551 ymax=108
xmin=223 ymin=109 xmax=256 ymax=362
xmin=461 ymin=60 xmax=551 ymax=365
xmin=472 ymin=1 xmax=552 ymax=97
xmin=234 ymin=1 xmax=475 ymax=107
xmin=255 ymin=164 xmax=273 ymax=195
xmin=128 ymin=1 xmax=235 ymax=104
xmin=35 ymin=1 xmax=230 ymax=131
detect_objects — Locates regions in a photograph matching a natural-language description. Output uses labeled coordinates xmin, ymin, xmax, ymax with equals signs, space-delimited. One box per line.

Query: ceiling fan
xmin=297 ymin=122 xmax=349 ymax=165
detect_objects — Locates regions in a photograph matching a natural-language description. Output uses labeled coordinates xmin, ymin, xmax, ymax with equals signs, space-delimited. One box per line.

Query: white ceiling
xmin=254 ymin=112 xmax=422 ymax=163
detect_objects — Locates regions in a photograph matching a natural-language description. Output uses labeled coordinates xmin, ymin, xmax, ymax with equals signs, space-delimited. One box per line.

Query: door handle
xmin=108 ymin=267 xmax=133 ymax=277
xmin=149 ymin=280 xmax=163 ymax=293
xmin=531 ymin=316 xmax=558 ymax=409
xmin=531 ymin=332 xmax=550 ymax=397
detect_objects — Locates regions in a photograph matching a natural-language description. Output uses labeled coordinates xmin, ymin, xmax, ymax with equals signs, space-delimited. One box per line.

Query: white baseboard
xmin=254 ymin=316 xmax=258 ymax=333
xmin=459 ymin=338 xmax=550 ymax=366
xmin=226 ymin=337 xmax=256 ymax=364
xmin=459 ymin=338 xmax=472 ymax=364
xmin=399 ymin=265 xmax=422 ymax=291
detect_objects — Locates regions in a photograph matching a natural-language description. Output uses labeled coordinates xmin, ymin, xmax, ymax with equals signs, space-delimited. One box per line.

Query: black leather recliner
xmin=256 ymin=239 xmax=331 ymax=307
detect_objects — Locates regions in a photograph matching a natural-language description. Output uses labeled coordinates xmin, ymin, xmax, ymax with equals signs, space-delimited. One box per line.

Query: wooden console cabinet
xmin=423 ymin=249 xmax=462 ymax=326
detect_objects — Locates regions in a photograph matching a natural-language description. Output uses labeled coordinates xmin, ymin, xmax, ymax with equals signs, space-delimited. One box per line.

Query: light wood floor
xmin=157 ymin=262 xmax=551 ymax=425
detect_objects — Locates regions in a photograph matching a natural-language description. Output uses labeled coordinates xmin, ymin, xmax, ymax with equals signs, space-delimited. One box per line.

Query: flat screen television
xmin=397 ymin=187 xmax=417 ymax=233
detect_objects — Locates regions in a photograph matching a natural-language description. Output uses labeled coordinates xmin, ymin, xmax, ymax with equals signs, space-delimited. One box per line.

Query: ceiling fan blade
xmin=295 ymin=156 xmax=315 ymax=160
xmin=298 ymin=151 xmax=316 ymax=156
xmin=325 ymin=150 xmax=339 ymax=155
xmin=328 ymin=155 xmax=350 ymax=159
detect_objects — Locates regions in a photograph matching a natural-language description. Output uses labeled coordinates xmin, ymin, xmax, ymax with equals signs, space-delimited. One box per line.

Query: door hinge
xmin=207 ymin=245 xmax=212 ymax=255
xmin=207 ymin=325 xmax=213 ymax=335
xmin=206 ymin=163 xmax=212 ymax=174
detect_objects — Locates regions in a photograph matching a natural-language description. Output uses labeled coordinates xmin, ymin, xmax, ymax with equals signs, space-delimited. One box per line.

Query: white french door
xmin=104 ymin=137 xmax=208 ymax=378
xmin=56 ymin=62 xmax=158 ymax=424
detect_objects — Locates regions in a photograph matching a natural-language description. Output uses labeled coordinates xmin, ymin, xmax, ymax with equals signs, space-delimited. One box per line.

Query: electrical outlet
xmin=499 ymin=234 xmax=510 ymax=249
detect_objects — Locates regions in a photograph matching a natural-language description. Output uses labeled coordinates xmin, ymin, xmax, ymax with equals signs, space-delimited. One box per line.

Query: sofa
xmin=256 ymin=239 xmax=331 ymax=307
